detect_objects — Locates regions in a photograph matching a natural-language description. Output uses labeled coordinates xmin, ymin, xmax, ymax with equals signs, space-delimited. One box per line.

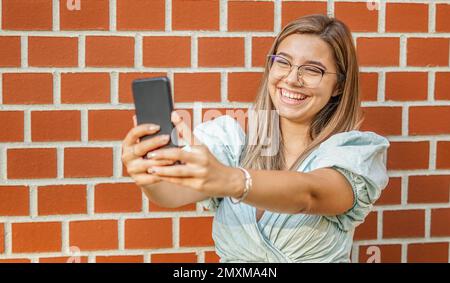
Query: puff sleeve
xmin=181 ymin=115 xmax=246 ymax=211
xmin=311 ymin=130 xmax=390 ymax=232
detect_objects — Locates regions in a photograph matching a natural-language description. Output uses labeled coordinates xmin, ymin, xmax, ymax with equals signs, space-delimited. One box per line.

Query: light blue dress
xmin=181 ymin=115 xmax=390 ymax=263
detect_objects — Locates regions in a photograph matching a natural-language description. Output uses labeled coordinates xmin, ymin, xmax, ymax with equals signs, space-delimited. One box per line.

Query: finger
xmin=147 ymin=147 xmax=202 ymax=164
xmin=123 ymin=123 xmax=160 ymax=147
xmin=126 ymin=158 xmax=175 ymax=175
xmin=134 ymin=134 xmax=170 ymax=157
xmin=150 ymin=164 xmax=198 ymax=177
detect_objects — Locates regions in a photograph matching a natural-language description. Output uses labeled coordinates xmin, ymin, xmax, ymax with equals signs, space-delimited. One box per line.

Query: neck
xmin=280 ymin=117 xmax=311 ymax=156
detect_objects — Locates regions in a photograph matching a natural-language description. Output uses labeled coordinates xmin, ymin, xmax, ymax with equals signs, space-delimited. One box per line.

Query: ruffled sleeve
xmin=181 ymin=115 xmax=246 ymax=211
xmin=311 ymin=130 xmax=390 ymax=231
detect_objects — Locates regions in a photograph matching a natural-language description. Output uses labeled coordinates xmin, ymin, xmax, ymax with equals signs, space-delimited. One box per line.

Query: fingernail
xmin=162 ymin=135 xmax=170 ymax=141
xmin=149 ymin=125 xmax=160 ymax=131
xmin=147 ymin=152 xmax=157 ymax=159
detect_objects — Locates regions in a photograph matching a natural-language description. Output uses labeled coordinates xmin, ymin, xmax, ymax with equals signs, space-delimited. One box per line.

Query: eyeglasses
xmin=267 ymin=54 xmax=341 ymax=88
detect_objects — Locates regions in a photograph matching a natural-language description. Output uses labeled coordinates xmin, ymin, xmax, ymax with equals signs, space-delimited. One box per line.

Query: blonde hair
xmin=239 ymin=14 xmax=364 ymax=171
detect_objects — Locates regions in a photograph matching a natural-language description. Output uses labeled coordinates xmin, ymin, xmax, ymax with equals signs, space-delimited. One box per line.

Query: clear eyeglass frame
xmin=267 ymin=54 xmax=341 ymax=88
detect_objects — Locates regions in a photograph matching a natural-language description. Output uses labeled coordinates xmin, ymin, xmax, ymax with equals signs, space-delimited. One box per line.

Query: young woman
xmin=121 ymin=14 xmax=390 ymax=263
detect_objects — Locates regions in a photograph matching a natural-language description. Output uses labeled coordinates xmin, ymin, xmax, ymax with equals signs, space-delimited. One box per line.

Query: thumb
xmin=171 ymin=110 xmax=203 ymax=147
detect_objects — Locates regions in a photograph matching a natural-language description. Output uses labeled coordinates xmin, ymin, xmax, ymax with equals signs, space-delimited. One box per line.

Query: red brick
xmin=88 ymin=110 xmax=134 ymax=141
xmin=385 ymin=72 xmax=428 ymax=101
xmin=70 ymin=220 xmax=118 ymax=251
xmin=39 ymin=256 xmax=88 ymax=263
xmin=28 ymin=37 xmax=78 ymax=67
xmin=228 ymin=72 xmax=263 ymax=102
xmin=60 ymin=0 xmax=109 ymax=30
xmin=95 ymin=183 xmax=142 ymax=213
xmin=2 ymin=0 xmax=52 ymax=30
xmin=117 ymin=0 xmax=165 ymax=30
xmin=0 ymin=186 xmax=29 ymax=216
xmin=151 ymin=252 xmax=197 ymax=263
xmin=436 ymin=141 xmax=450 ymax=169
xmin=408 ymin=175 xmax=450 ymax=204
xmin=357 ymin=38 xmax=400 ymax=66
xmin=0 ymin=111 xmax=24 ymax=142
xmin=360 ymin=107 xmax=402 ymax=136
xmin=383 ymin=210 xmax=425 ymax=238
xmin=64 ymin=147 xmax=113 ymax=178
xmin=61 ymin=73 xmax=110 ymax=104
xmin=407 ymin=38 xmax=449 ymax=67
xmin=2 ymin=73 xmax=53 ymax=104
xmin=358 ymin=244 xmax=402 ymax=263
xmin=198 ymin=37 xmax=245 ymax=67
xmin=118 ymin=72 xmax=167 ymax=103
xmin=376 ymin=177 xmax=402 ymax=205
xmin=436 ymin=4 xmax=450 ymax=32
xmin=0 ymin=258 xmax=31 ymax=263
xmin=354 ymin=212 xmax=378 ymax=240
xmin=408 ymin=242 xmax=449 ymax=263
xmin=435 ymin=72 xmax=450 ymax=100
xmin=31 ymin=111 xmax=81 ymax=141
xmin=409 ymin=106 xmax=450 ymax=135
xmin=7 ymin=148 xmax=57 ymax=179
xmin=335 ymin=2 xmax=378 ymax=32
xmin=228 ymin=1 xmax=273 ymax=31
xmin=125 ymin=218 xmax=172 ymax=249
xmin=12 ymin=222 xmax=61 ymax=253
xmin=172 ymin=0 xmax=219 ymax=31
xmin=252 ymin=37 xmax=276 ymax=67
xmin=86 ymin=36 xmax=134 ymax=67
xmin=281 ymin=2 xmax=327 ymax=28
xmin=431 ymin=208 xmax=450 ymax=237
xmin=205 ymin=251 xmax=221 ymax=263
xmin=174 ymin=73 xmax=221 ymax=102
xmin=0 ymin=37 xmax=21 ymax=66
xmin=179 ymin=217 xmax=214 ymax=247
xmin=143 ymin=37 xmax=191 ymax=67
xmin=386 ymin=3 xmax=428 ymax=32
xmin=387 ymin=141 xmax=429 ymax=170
xmin=96 ymin=255 xmax=143 ymax=263
xmin=38 ymin=185 xmax=87 ymax=215
xmin=360 ymin=73 xmax=378 ymax=102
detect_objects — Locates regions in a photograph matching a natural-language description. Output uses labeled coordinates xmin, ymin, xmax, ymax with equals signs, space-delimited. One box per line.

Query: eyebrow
xmin=276 ymin=52 xmax=327 ymax=70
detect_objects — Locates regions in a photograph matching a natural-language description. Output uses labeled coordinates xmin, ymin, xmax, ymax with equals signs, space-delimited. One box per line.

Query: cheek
xmin=267 ymin=74 xmax=279 ymax=96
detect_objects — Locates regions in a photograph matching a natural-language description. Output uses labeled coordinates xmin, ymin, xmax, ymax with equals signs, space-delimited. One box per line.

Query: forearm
xmin=229 ymin=168 xmax=314 ymax=214
xmin=141 ymin=181 xmax=207 ymax=208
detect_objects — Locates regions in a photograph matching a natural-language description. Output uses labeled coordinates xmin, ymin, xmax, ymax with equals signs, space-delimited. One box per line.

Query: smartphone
xmin=132 ymin=76 xmax=180 ymax=152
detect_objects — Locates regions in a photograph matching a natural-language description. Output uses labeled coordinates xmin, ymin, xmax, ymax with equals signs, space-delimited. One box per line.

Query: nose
xmin=283 ymin=66 xmax=301 ymax=86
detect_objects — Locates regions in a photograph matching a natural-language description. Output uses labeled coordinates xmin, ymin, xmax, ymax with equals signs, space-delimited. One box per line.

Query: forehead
xmin=276 ymin=34 xmax=334 ymax=66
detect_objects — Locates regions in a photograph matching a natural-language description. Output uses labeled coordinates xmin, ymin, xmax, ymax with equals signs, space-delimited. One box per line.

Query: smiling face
xmin=268 ymin=33 xmax=340 ymax=125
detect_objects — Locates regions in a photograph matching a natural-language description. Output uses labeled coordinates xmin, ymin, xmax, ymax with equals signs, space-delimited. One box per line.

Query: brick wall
xmin=0 ymin=0 xmax=449 ymax=263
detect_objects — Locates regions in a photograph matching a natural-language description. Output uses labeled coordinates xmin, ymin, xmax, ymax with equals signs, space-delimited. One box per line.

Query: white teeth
xmin=280 ymin=88 xmax=306 ymax=100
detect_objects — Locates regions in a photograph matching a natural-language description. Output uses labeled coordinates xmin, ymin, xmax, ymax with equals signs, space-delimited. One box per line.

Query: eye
xmin=303 ymin=66 xmax=322 ymax=75
xmin=274 ymin=57 xmax=290 ymax=66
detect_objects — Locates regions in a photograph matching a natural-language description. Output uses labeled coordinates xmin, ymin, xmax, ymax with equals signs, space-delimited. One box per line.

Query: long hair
xmin=238 ymin=14 xmax=364 ymax=171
